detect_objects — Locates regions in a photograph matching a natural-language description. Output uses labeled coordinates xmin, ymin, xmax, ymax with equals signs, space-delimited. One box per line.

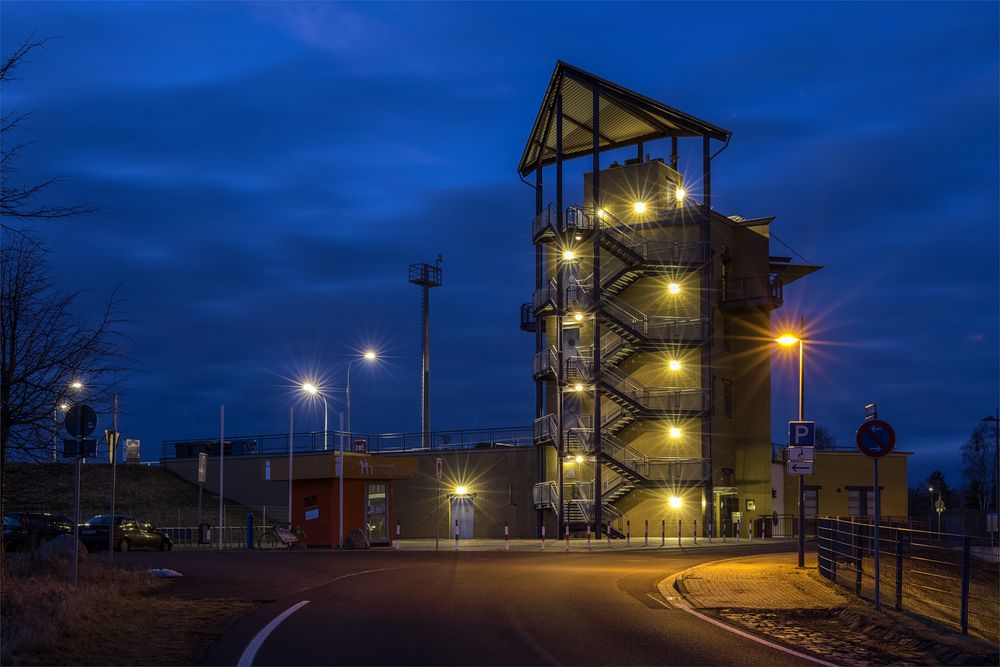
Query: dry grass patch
xmin=1 ymin=554 xmax=256 ymax=666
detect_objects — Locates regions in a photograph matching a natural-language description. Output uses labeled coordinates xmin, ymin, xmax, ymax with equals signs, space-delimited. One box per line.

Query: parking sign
xmin=788 ymin=421 xmax=815 ymax=447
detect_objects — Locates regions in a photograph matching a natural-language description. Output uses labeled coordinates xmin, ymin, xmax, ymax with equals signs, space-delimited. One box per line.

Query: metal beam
xmin=592 ymin=85 xmax=603 ymax=539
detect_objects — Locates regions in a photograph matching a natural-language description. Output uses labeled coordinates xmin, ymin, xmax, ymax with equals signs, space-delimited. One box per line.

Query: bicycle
xmin=255 ymin=523 xmax=307 ymax=550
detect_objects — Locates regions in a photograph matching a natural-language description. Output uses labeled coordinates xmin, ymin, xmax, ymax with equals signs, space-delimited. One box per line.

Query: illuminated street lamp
xmin=301 ymin=382 xmax=329 ymax=451
xmin=776 ymin=321 xmax=806 ymax=567
xmin=346 ymin=350 xmax=379 ymax=439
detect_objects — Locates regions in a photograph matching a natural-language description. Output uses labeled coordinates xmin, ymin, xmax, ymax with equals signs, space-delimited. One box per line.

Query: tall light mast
xmin=408 ymin=256 xmax=442 ymax=449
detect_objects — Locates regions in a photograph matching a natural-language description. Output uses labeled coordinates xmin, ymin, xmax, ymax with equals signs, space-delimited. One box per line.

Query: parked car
xmin=78 ymin=515 xmax=173 ymax=552
xmin=2 ymin=512 xmax=28 ymax=552
xmin=21 ymin=513 xmax=73 ymax=549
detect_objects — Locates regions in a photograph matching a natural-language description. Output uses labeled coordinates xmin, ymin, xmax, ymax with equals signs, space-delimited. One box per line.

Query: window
xmin=722 ymin=379 xmax=734 ymax=418
xmin=847 ymin=487 xmax=876 ymax=518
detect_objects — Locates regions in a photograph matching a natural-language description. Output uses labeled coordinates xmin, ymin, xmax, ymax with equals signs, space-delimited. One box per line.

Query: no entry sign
xmin=856 ymin=419 xmax=896 ymax=458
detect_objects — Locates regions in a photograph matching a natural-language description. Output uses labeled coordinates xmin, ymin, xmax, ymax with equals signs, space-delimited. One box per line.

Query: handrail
xmin=531 ymin=203 xmax=557 ymax=240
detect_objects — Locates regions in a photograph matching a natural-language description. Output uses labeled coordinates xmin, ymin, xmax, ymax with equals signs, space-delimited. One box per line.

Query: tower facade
xmin=520 ymin=62 xmax=814 ymax=538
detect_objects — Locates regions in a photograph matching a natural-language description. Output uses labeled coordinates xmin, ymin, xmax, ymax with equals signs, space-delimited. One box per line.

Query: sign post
xmin=197 ymin=451 xmax=208 ymax=524
xmin=856 ymin=417 xmax=896 ymax=611
xmin=435 ymin=457 xmax=443 ymax=552
xmin=788 ymin=420 xmax=815 ymax=567
xmin=64 ymin=403 xmax=98 ymax=587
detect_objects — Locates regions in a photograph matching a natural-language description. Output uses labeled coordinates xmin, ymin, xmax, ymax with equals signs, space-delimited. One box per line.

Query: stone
xmin=33 ymin=534 xmax=87 ymax=565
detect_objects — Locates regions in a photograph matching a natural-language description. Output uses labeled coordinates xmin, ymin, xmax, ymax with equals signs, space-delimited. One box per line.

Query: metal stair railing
xmin=532 ymin=480 xmax=559 ymax=510
xmin=533 ymin=413 xmax=558 ymax=445
xmin=532 ymin=347 xmax=558 ymax=378
xmin=644 ymin=458 xmax=712 ymax=484
xmin=532 ymin=278 xmax=558 ymax=314
xmin=531 ymin=203 xmax=557 ymax=241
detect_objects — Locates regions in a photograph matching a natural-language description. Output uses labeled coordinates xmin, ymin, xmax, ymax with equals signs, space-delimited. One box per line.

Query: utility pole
xmin=408 ymin=256 xmax=443 ymax=449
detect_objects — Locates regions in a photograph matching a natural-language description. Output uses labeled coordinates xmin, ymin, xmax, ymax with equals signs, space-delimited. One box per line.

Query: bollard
xmin=736 ymin=520 xmax=740 ymax=543
xmin=541 ymin=522 xmax=546 ymax=551
xmin=694 ymin=519 xmax=697 ymax=545
xmin=709 ymin=521 xmax=713 ymax=544
xmin=395 ymin=520 xmax=401 ymax=550
xmin=246 ymin=513 xmax=254 ymax=550
xmin=564 ymin=522 xmax=570 ymax=551
xmin=587 ymin=523 xmax=592 ymax=549
xmin=677 ymin=519 xmax=682 ymax=547
xmin=644 ymin=520 xmax=649 ymax=547
xmin=454 ymin=520 xmax=460 ymax=552
xmin=504 ymin=520 xmax=510 ymax=551
xmin=749 ymin=520 xmax=753 ymax=542
xmin=626 ymin=520 xmax=631 ymax=547
xmin=661 ymin=519 xmax=665 ymax=546
xmin=607 ymin=522 xmax=612 ymax=548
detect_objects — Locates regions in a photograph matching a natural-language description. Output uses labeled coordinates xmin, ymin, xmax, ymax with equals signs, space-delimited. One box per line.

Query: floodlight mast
xmin=409 ymin=256 xmax=443 ymax=449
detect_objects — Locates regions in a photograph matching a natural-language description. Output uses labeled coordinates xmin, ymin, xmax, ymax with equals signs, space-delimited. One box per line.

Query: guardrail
xmin=164 ymin=426 xmax=533 ymax=459
xmin=817 ymin=517 xmax=999 ymax=641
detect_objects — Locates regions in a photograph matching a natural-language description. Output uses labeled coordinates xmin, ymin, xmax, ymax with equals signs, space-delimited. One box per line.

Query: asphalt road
xmin=122 ymin=544 xmax=813 ymax=666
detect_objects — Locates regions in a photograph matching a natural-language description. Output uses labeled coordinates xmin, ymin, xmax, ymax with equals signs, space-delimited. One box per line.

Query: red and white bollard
xmin=661 ymin=519 xmax=665 ymax=546
xmin=504 ymin=519 xmax=509 ymax=551
xmin=677 ymin=519 xmax=682 ymax=546
xmin=586 ymin=523 xmax=592 ymax=549
xmin=564 ymin=521 xmax=569 ymax=551
xmin=709 ymin=521 xmax=713 ymax=544
xmin=626 ymin=520 xmax=631 ymax=547
xmin=607 ymin=522 xmax=612 ymax=548
xmin=694 ymin=519 xmax=698 ymax=545
xmin=395 ymin=520 xmax=401 ymax=550
xmin=749 ymin=521 xmax=753 ymax=542
xmin=541 ymin=522 xmax=546 ymax=551
xmin=736 ymin=520 xmax=741 ymax=543
xmin=454 ymin=520 xmax=459 ymax=551
xmin=644 ymin=519 xmax=649 ymax=547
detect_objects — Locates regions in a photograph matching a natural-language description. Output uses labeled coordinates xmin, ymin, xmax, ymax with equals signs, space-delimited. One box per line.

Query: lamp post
xmin=776 ymin=322 xmax=806 ymax=568
xmin=345 ymin=350 xmax=378 ymax=440
xmin=301 ymin=382 xmax=329 ymax=451
xmin=982 ymin=411 xmax=999 ymax=518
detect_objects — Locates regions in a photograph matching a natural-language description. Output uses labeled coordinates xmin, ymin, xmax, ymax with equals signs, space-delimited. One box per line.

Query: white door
xmin=450 ymin=496 xmax=474 ymax=539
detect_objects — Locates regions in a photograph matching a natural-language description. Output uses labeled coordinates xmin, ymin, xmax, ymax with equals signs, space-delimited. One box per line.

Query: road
xmin=123 ymin=544 xmax=814 ymax=666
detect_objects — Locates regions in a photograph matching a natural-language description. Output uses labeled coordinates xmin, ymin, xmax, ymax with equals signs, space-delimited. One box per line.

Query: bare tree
xmin=961 ymin=422 xmax=998 ymax=512
xmin=0 ymin=231 xmax=129 ymax=490
xmin=2 ymin=34 xmax=96 ymax=230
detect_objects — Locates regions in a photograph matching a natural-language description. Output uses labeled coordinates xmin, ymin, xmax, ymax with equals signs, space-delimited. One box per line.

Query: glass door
xmin=365 ymin=482 xmax=388 ymax=544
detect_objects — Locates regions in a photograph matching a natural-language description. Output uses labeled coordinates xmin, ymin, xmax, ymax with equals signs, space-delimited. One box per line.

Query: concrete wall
xmin=384 ymin=447 xmax=537 ymax=539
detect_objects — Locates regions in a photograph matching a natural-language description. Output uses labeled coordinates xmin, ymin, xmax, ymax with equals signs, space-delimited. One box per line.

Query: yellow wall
xmin=782 ymin=451 xmax=910 ymax=517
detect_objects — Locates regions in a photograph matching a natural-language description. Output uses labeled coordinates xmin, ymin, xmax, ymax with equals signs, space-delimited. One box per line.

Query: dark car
xmin=2 ymin=512 xmax=28 ymax=551
xmin=78 ymin=515 xmax=173 ymax=552
xmin=21 ymin=513 xmax=73 ymax=549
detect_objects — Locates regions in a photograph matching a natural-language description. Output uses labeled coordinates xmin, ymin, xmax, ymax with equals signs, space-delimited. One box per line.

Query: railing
xmin=165 ymin=426 xmax=533 ymax=459
xmin=532 ymin=481 xmax=559 ymax=509
xmin=161 ymin=525 xmax=248 ymax=549
xmin=532 ymin=279 xmax=558 ymax=313
xmin=817 ymin=517 xmax=999 ymax=641
xmin=602 ymin=297 xmax=708 ymax=343
xmin=533 ymin=414 xmax=558 ymax=445
xmin=532 ymin=347 xmax=558 ymax=378
xmin=721 ymin=274 xmax=783 ymax=309
xmin=519 ymin=303 xmax=536 ymax=332
xmin=531 ymin=203 xmax=557 ymax=241
xmin=601 ymin=367 xmax=709 ymax=414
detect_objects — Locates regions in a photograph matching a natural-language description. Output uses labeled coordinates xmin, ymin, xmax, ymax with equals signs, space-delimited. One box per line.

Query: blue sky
xmin=3 ymin=1 xmax=997 ymax=484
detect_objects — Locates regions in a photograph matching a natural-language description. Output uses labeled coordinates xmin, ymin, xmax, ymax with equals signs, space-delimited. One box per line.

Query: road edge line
xmin=237 ymin=600 xmax=310 ymax=667
xmin=653 ymin=570 xmax=839 ymax=667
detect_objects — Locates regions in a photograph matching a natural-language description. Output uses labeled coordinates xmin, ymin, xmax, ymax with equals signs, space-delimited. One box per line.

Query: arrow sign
xmin=786 ymin=460 xmax=814 ymax=475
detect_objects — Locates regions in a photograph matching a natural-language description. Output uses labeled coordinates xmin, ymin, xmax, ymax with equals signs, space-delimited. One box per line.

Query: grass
xmin=3 ymin=461 xmax=262 ymax=527
xmin=1 ymin=554 xmax=256 ymax=665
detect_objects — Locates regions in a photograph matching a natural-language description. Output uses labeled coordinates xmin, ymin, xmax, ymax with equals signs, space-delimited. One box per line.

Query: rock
xmin=146 ymin=568 xmax=183 ymax=577
xmin=33 ymin=534 xmax=87 ymax=564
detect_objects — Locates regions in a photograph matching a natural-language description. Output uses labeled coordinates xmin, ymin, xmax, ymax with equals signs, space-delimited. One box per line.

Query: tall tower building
xmin=519 ymin=62 xmax=818 ymax=538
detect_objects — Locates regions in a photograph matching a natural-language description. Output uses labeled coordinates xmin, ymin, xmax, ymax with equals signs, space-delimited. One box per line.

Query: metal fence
xmin=817 ymin=517 xmax=999 ymax=642
xmin=163 ymin=426 xmax=533 ymax=459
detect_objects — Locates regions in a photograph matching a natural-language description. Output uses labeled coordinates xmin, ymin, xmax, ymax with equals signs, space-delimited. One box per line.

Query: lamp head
xmin=775 ymin=334 xmax=800 ymax=347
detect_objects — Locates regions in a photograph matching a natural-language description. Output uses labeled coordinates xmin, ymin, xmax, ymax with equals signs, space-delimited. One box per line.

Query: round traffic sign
xmin=64 ymin=404 xmax=98 ymax=438
xmin=855 ymin=419 xmax=896 ymax=458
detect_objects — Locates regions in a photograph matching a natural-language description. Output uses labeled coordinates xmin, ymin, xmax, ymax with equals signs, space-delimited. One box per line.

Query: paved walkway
xmin=674 ymin=551 xmax=848 ymax=609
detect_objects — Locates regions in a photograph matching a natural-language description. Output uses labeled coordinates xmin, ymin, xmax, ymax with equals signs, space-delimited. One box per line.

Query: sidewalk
xmin=662 ymin=552 xmax=997 ymax=666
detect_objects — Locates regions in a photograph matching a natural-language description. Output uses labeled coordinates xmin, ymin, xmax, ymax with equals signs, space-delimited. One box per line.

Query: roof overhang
xmin=518 ymin=61 xmax=731 ymax=177
xmin=770 ymin=256 xmax=823 ymax=285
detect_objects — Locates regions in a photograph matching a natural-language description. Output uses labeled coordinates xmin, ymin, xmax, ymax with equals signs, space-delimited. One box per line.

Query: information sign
xmin=786 ymin=460 xmax=814 ymax=475
xmin=788 ymin=421 xmax=815 ymax=447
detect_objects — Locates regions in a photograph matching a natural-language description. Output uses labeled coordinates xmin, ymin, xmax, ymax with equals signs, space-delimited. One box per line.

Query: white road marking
xmin=646 ymin=593 xmax=839 ymax=667
xmin=237 ymin=568 xmax=398 ymax=666
xmin=237 ymin=600 xmax=310 ymax=667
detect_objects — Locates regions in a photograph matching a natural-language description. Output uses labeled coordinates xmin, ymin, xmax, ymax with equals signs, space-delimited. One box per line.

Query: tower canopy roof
xmin=518 ymin=61 xmax=731 ymax=177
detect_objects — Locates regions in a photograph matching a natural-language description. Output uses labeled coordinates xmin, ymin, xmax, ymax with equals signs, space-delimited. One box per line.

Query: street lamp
xmin=776 ymin=321 xmax=806 ymax=567
xmin=346 ymin=350 xmax=378 ymax=440
xmin=301 ymin=382 xmax=329 ymax=451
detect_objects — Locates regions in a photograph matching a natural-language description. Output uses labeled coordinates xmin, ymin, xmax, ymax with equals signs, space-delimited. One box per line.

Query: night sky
xmin=3 ymin=2 xmax=997 ymax=483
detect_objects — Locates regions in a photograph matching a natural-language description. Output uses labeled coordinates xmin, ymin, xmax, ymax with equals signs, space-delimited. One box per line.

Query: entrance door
xmin=450 ymin=496 xmax=474 ymax=538
xmin=365 ymin=482 xmax=388 ymax=544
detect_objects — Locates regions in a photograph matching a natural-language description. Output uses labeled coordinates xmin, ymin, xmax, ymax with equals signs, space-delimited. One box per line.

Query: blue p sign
xmin=789 ymin=421 xmax=815 ymax=446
